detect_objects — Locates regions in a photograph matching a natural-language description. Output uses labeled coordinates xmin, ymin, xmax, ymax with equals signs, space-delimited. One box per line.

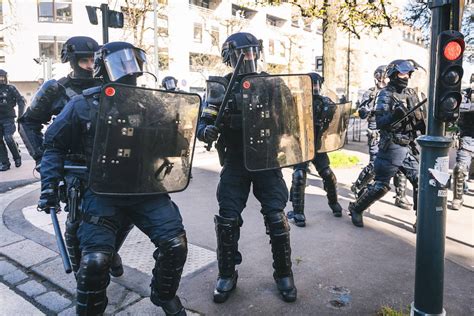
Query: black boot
xmin=0 ymin=163 xmax=10 ymax=171
xmin=213 ymin=216 xmax=240 ymax=303
xmin=150 ymin=232 xmax=188 ymax=316
xmin=110 ymin=222 xmax=134 ymax=277
xmin=265 ymin=212 xmax=297 ymax=303
xmin=452 ymin=164 xmax=466 ymax=210
xmin=320 ymin=167 xmax=342 ymax=217
xmin=393 ymin=171 xmax=412 ymax=210
xmin=76 ymin=252 xmax=112 ymax=316
xmin=348 ymin=181 xmax=390 ymax=227
xmin=351 ymin=163 xmax=375 ymax=196
xmin=287 ymin=169 xmax=306 ymax=227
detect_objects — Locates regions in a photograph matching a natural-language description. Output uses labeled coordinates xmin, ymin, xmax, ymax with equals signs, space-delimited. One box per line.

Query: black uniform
xmin=0 ymin=77 xmax=25 ymax=170
xmin=38 ymin=42 xmax=188 ymax=316
xmin=352 ymin=69 xmax=412 ymax=210
xmin=198 ymin=32 xmax=297 ymax=304
xmin=349 ymin=60 xmax=423 ymax=228
xmin=18 ymin=75 xmax=100 ymax=164
xmin=452 ymin=87 xmax=474 ymax=210
xmin=287 ymin=91 xmax=343 ymax=227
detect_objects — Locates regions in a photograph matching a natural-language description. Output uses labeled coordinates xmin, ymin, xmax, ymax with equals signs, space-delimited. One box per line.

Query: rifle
xmin=206 ymin=52 xmax=246 ymax=151
xmin=49 ymin=207 xmax=72 ymax=274
xmin=390 ymin=98 xmax=427 ymax=128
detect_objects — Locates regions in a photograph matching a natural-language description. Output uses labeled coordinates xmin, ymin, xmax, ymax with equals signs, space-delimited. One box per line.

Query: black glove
xmin=37 ymin=184 xmax=60 ymax=214
xmin=203 ymin=125 xmax=219 ymax=142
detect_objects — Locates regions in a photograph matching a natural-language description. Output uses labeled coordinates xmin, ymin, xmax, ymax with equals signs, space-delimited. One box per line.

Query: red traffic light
xmin=443 ymin=40 xmax=463 ymax=61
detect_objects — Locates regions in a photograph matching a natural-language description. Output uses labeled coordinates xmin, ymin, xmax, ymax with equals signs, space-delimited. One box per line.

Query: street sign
xmin=315 ymin=56 xmax=323 ymax=72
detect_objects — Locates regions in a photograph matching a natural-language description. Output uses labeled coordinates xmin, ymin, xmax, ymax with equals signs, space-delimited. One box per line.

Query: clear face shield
xmin=103 ymin=48 xmax=147 ymax=82
xmin=312 ymin=82 xmax=321 ymax=95
xmin=230 ymin=46 xmax=260 ymax=74
xmin=0 ymin=75 xmax=7 ymax=85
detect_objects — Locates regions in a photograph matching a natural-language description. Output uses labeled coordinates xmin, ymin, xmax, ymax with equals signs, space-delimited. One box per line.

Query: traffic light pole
xmin=101 ymin=3 xmax=109 ymax=44
xmin=412 ymin=1 xmax=462 ymax=315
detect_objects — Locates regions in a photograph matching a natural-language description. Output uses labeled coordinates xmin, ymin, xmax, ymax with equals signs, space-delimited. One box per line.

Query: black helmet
xmin=0 ymin=69 xmax=7 ymax=85
xmin=373 ymin=65 xmax=387 ymax=88
xmin=385 ymin=60 xmax=416 ymax=78
xmin=93 ymin=41 xmax=146 ymax=83
xmin=221 ymin=32 xmax=263 ymax=74
xmin=308 ymin=72 xmax=324 ymax=95
xmin=162 ymin=76 xmax=178 ymax=91
xmin=60 ymin=36 xmax=99 ymax=79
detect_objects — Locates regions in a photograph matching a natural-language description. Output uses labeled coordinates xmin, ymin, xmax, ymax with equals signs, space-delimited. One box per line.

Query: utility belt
xmin=391 ymin=133 xmax=411 ymax=146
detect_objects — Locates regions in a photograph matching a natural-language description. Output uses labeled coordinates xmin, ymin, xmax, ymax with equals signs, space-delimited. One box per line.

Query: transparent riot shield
xmin=315 ymin=100 xmax=352 ymax=153
xmin=241 ymin=74 xmax=315 ymax=171
xmin=89 ymin=83 xmax=201 ymax=195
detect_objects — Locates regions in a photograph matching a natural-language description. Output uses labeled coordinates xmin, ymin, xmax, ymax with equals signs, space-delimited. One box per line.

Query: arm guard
xmin=375 ymin=88 xmax=396 ymax=130
xmin=24 ymin=79 xmax=66 ymax=123
xmin=11 ymin=86 xmax=26 ymax=117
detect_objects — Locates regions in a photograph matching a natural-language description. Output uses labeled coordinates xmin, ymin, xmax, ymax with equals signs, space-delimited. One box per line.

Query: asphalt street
xmin=0 ymin=128 xmax=472 ymax=315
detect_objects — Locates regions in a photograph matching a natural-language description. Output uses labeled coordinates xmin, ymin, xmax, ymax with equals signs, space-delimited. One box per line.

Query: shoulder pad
xmin=41 ymin=79 xmax=61 ymax=92
xmin=83 ymin=86 xmax=101 ymax=97
xmin=57 ymin=76 xmax=70 ymax=87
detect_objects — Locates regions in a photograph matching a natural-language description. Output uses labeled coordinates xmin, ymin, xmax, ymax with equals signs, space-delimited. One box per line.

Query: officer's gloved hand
xmin=393 ymin=105 xmax=408 ymax=121
xmin=37 ymin=184 xmax=60 ymax=214
xmin=203 ymin=125 xmax=219 ymax=142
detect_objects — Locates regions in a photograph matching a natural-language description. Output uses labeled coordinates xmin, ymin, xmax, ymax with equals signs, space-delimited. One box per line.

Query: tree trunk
xmin=322 ymin=0 xmax=339 ymax=94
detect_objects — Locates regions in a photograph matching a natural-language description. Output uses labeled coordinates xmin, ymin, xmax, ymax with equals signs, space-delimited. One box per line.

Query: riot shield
xmin=315 ymin=100 xmax=352 ymax=153
xmin=89 ymin=83 xmax=201 ymax=195
xmin=242 ymin=74 xmax=315 ymax=171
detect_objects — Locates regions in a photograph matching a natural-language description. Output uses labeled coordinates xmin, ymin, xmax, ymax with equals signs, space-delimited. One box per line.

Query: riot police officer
xmin=19 ymin=36 xmax=130 ymax=278
xmin=452 ymin=76 xmax=474 ymax=210
xmin=38 ymin=42 xmax=188 ymax=315
xmin=0 ymin=69 xmax=25 ymax=171
xmin=198 ymin=32 xmax=297 ymax=303
xmin=162 ymin=76 xmax=178 ymax=91
xmin=351 ymin=65 xmax=412 ymax=210
xmin=349 ymin=60 xmax=423 ymax=228
xmin=19 ymin=36 xmax=102 ymax=167
xmin=287 ymin=72 xmax=342 ymax=227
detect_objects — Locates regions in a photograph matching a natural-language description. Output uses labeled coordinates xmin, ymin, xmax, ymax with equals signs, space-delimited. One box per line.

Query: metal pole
xmin=41 ymin=54 xmax=46 ymax=81
xmin=153 ymin=0 xmax=159 ymax=88
xmin=101 ymin=3 xmax=109 ymax=44
xmin=411 ymin=1 xmax=460 ymax=315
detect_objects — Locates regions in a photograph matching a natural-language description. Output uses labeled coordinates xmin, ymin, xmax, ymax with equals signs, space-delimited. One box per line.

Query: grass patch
xmin=377 ymin=305 xmax=410 ymax=316
xmin=328 ymin=152 xmax=360 ymax=168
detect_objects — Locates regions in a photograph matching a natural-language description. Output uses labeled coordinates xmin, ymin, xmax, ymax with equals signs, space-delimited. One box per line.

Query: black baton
xmin=50 ymin=207 xmax=72 ymax=274
xmin=390 ymin=98 xmax=427 ymax=128
xmin=206 ymin=52 xmax=246 ymax=151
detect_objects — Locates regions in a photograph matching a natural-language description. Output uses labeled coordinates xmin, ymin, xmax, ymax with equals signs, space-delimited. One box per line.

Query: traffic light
xmin=434 ymin=30 xmax=465 ymax=122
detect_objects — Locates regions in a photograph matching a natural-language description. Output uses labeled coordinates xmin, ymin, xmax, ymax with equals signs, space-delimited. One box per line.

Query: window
xmin=38 ymin=36 xmax=67 ymax=61
xmin=268 ymin=39 xmax=275 ymax=56
xmin=232 ymin=4 xmax=256 ymax=19
xmin=189 ymin=53 xmax=220 ymax=72
xmin=193 ymin=23 xmax=202 ymax=43
xmin=0 ymin=56 xmax=5 ymax=63
xmin=38 ymin=0 xmax=72 ymax=23
xmin=211 ymin=26 xmax=219 ymax=47
xmin=0 ymin=0 xmax=3 ymax=24
xmin=190 ymin=0 xmax=210 ymax=8
xmin=157 ymin=14 xmax=168 ymax=37
xmin=158 ymin=0 xmax=168 ymax=4
xmin=159 ymin=48 xmax=169 ymax=70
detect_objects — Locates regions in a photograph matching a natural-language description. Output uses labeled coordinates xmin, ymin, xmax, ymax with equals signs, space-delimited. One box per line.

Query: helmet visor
xmin=0 ymin=75 xmax=7 ymax=84
xmin=395 ymin=61 xmax=416 ymax=75
xmin=230 ymin=46 xmax=260 ymax=74
xmin=103 ymin=48 xmax=147 ymax=82
xmin=163 ymin=78 xmax=176 ymax=90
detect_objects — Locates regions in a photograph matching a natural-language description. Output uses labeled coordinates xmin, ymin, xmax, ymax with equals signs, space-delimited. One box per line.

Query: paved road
xmin=0 ymin=281 xmax=42 ymax=315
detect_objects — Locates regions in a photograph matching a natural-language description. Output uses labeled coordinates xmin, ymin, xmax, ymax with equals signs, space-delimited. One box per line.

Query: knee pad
xmin=292 ymin=169 xmax=306 ymax=185
xmin=393 ymin=171 xmax=407 ymax=188
xmin=265 ymin=212 xmax=290 ymax=237
xmin=151 ymin=232 xmax=188 ymax=301
xmin=318 ymin=166 xmax=333 ymax=180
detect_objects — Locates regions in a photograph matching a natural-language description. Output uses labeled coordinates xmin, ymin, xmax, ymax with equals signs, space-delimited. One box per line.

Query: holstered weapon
xmin=215 ymin=137 xmax=226 ymax=167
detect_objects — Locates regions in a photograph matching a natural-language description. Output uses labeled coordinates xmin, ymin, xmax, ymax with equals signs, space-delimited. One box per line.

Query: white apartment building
xmin=0 ymin=0 xmax=323 ymax=102
xmin=0 ymin=0 xmax=435 ymax=104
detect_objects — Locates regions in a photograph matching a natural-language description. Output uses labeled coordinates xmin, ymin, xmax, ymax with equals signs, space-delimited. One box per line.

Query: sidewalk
xmin=0 ymin=139 xmax=472 ymax=315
